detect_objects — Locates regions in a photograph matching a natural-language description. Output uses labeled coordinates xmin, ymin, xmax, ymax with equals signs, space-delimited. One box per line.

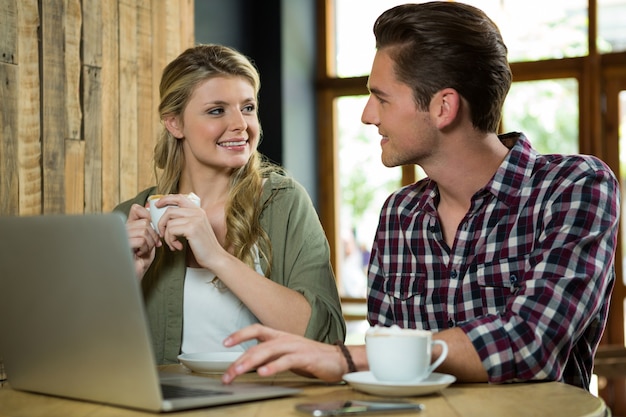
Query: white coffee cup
xmin=148 ymin=193 xmax=200 ymax=233
xmin=365 ymin=325 xmax=448 ymax=383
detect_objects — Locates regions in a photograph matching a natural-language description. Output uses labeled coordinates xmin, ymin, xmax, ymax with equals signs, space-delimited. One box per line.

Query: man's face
xmin=361 ymin=49 xmax=438 ymax=168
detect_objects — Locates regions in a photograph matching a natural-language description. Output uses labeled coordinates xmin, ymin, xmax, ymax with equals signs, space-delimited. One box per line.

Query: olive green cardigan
xmin=114 ymin=172 xmax=346 ymax=364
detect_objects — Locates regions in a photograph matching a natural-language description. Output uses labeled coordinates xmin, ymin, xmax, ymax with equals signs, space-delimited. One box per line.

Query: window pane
xmin=502 ymin=79 xmax=579 ymax=154
xmin=598 ymin=0 xmax=626 ymax=53
xmin=336 ymin=96 xmax=401 ymax=298
xmin=464 ymin=0 xmax=588 ymax=62
xmin=334 ymin=0 xmax=589 ymax=78
xmin=334 ymin=0 xmax=408 ymax=78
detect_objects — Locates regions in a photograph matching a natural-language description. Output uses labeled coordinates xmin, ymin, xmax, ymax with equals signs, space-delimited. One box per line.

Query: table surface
xmin=0 ymin=364 xmax=608 ymax=417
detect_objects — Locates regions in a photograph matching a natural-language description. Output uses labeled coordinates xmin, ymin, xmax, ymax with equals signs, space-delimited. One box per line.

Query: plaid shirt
xmin=367 ymin=132 xmax=620 ymax=389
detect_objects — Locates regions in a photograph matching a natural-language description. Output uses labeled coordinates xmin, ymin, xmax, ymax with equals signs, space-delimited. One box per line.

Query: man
xmin=222 ymin=2 xmax=619 ymax=389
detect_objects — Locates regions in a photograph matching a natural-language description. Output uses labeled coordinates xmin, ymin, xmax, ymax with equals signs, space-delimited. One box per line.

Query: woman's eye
xmin=243 ymin=104 xmax=256 ymax=113
xmin=208 ymin=108 xmax=224 ymax=115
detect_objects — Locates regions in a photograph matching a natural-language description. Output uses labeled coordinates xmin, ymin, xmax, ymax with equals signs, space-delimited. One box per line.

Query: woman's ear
xmin=431 ymin=88 xmax=460 ymax=130
xmin=163 ymin=115 xmax=184 ymax=139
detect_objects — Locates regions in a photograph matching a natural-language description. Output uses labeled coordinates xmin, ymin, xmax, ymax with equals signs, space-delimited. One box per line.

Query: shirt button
xmin=430 ymin=225 xmax=436 ymax=233
xmin=448 ymin=319 xmax=455 ymax=328
xmin=450 ymin=270 xmax=458 ymax=279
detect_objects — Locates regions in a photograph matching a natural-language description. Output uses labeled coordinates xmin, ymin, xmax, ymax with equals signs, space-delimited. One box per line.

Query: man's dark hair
xmin=373 ymin=1 xmax=512 ymax=132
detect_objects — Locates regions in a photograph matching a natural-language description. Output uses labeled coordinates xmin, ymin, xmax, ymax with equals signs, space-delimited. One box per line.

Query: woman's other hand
xmin=126 ymin=203 xmax=161 ymax=279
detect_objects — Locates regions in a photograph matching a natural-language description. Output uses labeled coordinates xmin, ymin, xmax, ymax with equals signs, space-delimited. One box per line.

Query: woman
xmin=114 ymin=44 xmax=345 ymax=364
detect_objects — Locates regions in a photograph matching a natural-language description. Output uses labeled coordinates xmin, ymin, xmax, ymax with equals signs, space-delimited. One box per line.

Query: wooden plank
xmin=151 ymin=1 xmax=167 ymax=92
xmin=83 ymin=65 xmax=102 ymax=213
xmin=41 ymin=0 xmax=66 ymax=214
xmin=101 ymin=0 xmax=119 ymax=211
xmin=179 ymin=0 xmax=195 ymax=50
xmin=136 ymin=1 xmax=155 ymax=192
xmin=164 ymin=0 xmax=182 ymax=60
xmin=64 ymin=0 xmax=82 ymax=140
xmin=82 ymin=0 xmax=103 ymax=213
xmin=64 ymin=139 xmax=85 ymax=214
xmin=82 ymin=0 xmax=102 ymax=66
xmin=119 ymin=0 xmax=138 ymax=200
xmin=0 ymin=0 xmax=17 ymax=65
xmin=0 ymin=0 xmax=18 ymax=216
xmin=0 ymin=0 xmax=17 ymax=216
xmin=0 ymin=63 xmax=19 ymax=215
xmin=16 ymin=0 xmax=42 ymax=215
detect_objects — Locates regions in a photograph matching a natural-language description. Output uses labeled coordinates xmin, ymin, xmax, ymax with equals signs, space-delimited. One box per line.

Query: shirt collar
xmin=486 ymin=132 xmax=536 ymax=207
xmin=420 ymin=132 xmax=535 ymax=212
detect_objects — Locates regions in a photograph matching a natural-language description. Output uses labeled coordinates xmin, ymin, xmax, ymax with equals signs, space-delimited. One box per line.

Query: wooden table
xmin=0 ymin=364 xmax=608 ymax=417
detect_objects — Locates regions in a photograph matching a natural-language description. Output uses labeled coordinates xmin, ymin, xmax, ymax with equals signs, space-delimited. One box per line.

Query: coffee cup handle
xmin=427 ymin=340 xmax=448 ymax=375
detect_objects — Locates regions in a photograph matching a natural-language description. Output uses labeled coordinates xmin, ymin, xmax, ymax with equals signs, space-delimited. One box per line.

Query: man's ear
xmin=431 ymin=88 xmax=460 ymax=130
xmin=163 ymin=115 xmax=184 ymax=139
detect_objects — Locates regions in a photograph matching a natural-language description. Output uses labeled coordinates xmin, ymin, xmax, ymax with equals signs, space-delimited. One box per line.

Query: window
xmin=503 ymin=79 xmax=579 ymax=154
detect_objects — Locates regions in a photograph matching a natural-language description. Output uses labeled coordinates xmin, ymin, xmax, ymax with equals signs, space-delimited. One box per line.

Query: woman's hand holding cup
xmin=148 ymin=192 xmax=201 ymax=235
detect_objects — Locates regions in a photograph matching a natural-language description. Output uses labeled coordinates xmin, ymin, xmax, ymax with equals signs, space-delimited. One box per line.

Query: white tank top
xmin=181 ymin=252 xmax=262 ymax=354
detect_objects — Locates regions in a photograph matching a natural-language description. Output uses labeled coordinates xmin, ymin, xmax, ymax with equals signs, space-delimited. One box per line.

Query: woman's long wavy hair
xmin=153 ymin=44 xmax=279 ymax=276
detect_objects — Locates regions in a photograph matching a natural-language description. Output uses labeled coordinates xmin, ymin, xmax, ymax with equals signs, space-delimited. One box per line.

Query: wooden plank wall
xmin=0 ymin=0 xmax=194 ymax=382
xmin=0 ymin=0 xmax=195 ymax=216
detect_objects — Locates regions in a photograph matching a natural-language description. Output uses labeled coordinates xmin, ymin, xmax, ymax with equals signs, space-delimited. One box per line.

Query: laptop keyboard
xmin=161 ymin=384 xmax=233 ymax=399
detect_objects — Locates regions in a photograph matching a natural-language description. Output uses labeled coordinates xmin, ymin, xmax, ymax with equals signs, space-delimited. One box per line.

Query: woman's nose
xmin=230 ymin=110 xmax=248 ymax=131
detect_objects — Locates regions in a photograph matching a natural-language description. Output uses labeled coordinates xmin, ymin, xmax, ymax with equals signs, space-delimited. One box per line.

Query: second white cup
xmin=365 ymin=325 xmax=448 ymax=383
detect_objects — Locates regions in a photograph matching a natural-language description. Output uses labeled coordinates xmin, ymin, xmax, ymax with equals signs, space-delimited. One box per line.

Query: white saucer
xmin=342 ymin=372 xmax=456 ymax=397
xmin=177 ymin=352 xmax=242 ymax=374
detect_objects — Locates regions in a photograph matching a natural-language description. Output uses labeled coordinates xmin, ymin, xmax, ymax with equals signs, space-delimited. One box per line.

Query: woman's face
xmin=168 ymin=75 xmax=260 ymax=175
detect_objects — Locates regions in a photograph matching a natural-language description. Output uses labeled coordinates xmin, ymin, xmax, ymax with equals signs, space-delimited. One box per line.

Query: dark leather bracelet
xmin=334 ymin=340 xmax=357 ymax=374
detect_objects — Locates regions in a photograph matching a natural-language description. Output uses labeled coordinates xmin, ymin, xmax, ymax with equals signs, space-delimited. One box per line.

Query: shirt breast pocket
xmin=383 ymin=273 xmax=427 ymax=325
xmin=474 ymin=258 xmax=526 ymax=315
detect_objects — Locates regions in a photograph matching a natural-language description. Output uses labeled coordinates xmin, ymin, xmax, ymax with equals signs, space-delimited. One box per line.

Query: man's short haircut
xmin=373 ymin=2 xmax=512 ymax=133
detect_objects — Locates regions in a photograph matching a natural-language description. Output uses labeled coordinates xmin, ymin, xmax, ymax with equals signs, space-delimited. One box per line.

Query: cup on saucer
xmin=365 ymin=325 xmax=448 ymax=383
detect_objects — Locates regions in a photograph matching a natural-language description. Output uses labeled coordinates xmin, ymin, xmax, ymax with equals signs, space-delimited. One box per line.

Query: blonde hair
xmin=154 ymin=44 xmax=279 ymax=275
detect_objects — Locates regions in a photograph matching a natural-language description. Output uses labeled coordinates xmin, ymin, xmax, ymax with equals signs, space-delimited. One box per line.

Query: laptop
xmin=0 ymin=213 xmax=300 ymax=412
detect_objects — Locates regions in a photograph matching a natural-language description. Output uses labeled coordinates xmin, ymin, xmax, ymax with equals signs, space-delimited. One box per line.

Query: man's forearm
xmin=434 ymin=327 xmax=488 ymax=382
